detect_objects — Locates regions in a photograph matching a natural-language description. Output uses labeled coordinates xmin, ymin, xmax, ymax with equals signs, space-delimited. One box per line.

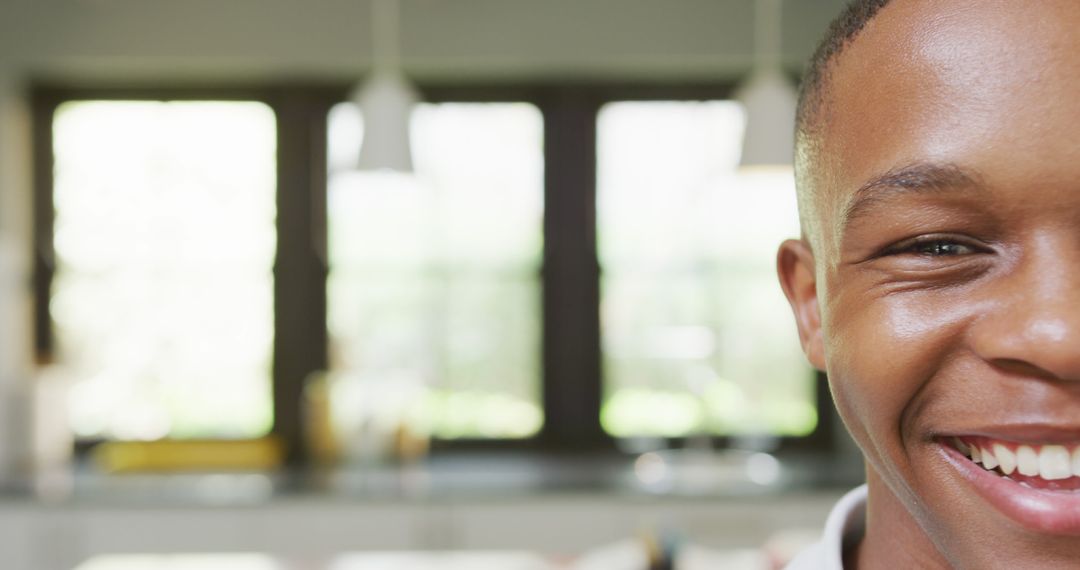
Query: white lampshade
xmin=736 ymin=67 xmax=798 ymax=168
xmin=352 ymin=70 xmax=420 ymax=173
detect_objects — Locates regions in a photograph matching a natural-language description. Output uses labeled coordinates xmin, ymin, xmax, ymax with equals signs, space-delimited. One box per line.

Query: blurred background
xmin=0 ymin=0 xmax=864 ymax=568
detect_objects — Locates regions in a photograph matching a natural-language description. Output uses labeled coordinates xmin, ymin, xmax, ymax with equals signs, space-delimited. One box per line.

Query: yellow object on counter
xmin=91 ymin=436 xmax=285 ymax=473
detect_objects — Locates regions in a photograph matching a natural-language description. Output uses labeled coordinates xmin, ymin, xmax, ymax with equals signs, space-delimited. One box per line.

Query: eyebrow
xmin=840 ymin=162 xmax=984 ymax=230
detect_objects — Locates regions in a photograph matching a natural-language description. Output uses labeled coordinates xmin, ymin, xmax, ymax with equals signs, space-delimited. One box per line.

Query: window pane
xmin=597 ymin=101 xmax=815 ymax=438
xmin=326 ymin=103 xmax=543 ymax=441
xmin=53 ymin=101 xmax=277 ymax=440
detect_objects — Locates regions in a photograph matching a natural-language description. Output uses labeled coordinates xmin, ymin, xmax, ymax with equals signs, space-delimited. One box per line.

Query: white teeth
xmin=1017 ymin=445 xmax=1040 ymax=477
xmin=980 ymin=447 xmax=998 ymax=469
xmin=1040 ymin=445 xmax=1072 ymax=480
xmin=958 ymin=439 xmax=1080 ymax=480
xmin=994 ymin=444 xmax=1017 ymax=475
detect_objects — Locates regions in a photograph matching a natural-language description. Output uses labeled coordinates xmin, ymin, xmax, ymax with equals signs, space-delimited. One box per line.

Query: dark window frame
xmin=31 ymin=80 xmax=833 ymax=467
xmin=31 ymin=84 xmax=341 ymax=466
xmin=418 ymin=82 xmax=833 ymax=456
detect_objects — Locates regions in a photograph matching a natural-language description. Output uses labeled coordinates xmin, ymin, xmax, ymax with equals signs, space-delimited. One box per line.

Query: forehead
xmin=814 ymin=0 xmax=1080 ymax=235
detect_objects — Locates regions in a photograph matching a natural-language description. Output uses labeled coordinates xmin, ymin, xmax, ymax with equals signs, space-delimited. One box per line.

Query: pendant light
xmin=736 ymin=0 xmax=798 ymax=168
xmin=352 ymin=0 xmax=419 ymax=173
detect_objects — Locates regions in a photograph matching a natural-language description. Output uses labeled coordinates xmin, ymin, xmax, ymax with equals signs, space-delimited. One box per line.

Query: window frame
xmin=31 ymin=80 xmax=834 ymax=467
xmin=417 ymin=83 xmax=833 ymax=456
xmin=32 ymin=84 xmax=341 ymax=466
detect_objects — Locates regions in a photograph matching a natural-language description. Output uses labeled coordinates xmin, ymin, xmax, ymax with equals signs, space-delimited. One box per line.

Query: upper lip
xmin=934 ymin=423 xmax=1080 ymax=444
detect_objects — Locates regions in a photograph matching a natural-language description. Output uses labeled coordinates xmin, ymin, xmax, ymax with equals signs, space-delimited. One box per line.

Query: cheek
xmin=822 ymin=287 xmax=973 ymax=464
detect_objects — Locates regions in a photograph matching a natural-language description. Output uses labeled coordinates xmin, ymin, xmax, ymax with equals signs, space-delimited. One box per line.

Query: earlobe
xmin=777 ymin=239 xmax=826 ymax=371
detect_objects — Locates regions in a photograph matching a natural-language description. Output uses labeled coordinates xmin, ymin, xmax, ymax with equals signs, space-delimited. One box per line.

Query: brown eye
xmin=873 ymin=234 xmax=991 ymax=262
xmin=911 ymin=241 xmax=975 ymax=256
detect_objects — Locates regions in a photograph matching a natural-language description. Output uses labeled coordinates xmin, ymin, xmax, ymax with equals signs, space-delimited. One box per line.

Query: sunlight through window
xmin=597 ymin=101 xmax=816 ymax=438
xmin=53 ymin=101 xmax=277 ymax=440
xmin=326 ymin=102 xmax=544 ymax=441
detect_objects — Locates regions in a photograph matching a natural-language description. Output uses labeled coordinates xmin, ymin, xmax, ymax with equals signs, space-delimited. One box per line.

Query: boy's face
xmin=779 ymin=0 xmax=1080 ymax=566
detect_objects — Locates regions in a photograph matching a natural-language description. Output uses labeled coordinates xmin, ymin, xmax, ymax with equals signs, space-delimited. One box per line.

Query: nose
xmin=968 ymin=242 xmax=1080 ymax=382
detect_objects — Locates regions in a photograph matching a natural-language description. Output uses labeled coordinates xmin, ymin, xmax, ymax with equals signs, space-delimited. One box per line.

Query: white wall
xmin=0 ymin=67 xmax=33 ymax=486
xmin=0 ymin=0 xmax=841 ymax=81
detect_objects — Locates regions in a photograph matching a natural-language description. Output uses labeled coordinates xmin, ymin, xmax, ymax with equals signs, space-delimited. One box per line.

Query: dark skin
xmin=778 ymin=1 xmax=1080 ymax=568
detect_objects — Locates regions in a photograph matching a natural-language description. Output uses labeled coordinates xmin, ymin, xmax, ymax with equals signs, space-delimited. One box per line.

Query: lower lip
xmin=939 ymin=443 xmax=1080 ymax=535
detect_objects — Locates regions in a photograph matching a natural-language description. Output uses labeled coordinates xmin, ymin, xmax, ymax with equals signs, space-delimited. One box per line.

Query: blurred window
xmin=34 ymin=85 xmax=829 ymax=464
xmin=325 ymin=102 xmax=544 ymax=440
xmin=51 ymin=101 xmax=277 ymax=440
xmin=596 ymin=101 xmax=815 ymax=439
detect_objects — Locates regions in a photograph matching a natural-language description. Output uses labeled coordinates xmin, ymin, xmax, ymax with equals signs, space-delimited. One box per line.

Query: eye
xmin=862 ymin=233 xmax=997 ymax=286
xmin=908 ymin=240 xmax=977 ymax=257
xmin=883 ymin=235 xmax=986 ymax=258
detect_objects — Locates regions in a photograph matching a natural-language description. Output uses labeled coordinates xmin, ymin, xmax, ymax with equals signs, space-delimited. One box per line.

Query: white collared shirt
xmin=784 ymin=485 xmax=867 ymax=570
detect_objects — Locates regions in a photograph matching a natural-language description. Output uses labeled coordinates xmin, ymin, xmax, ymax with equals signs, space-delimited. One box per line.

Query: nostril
xmin=991 ymin=358 xmax=1076 ymax=383
xmin=969 ymin=287 xmax=1080 ymax=381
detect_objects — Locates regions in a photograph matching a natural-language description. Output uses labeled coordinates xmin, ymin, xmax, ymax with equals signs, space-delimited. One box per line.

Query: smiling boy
xmin=777 ymin=0 xmax=1080 ymax=568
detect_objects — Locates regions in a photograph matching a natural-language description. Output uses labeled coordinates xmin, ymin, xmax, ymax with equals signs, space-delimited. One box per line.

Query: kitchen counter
xmin=0 ymin=451 xmax=860 ymax=570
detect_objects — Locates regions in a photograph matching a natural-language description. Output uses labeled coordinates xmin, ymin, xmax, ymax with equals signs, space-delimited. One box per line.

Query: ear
xmin=777 ymin=239 xmax=826 ymax=370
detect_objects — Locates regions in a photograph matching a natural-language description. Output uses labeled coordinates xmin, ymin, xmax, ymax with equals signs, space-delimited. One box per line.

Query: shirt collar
xmin=822 ymin=484 xmax=868 ymax=569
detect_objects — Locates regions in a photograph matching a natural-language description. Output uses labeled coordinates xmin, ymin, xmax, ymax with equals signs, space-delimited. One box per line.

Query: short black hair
xmin=794 ymin=0 xmax=895 ymax=244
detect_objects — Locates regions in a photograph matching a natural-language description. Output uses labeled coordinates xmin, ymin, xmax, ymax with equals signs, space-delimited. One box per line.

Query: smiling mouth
xmin=947 ymin=436 xmax=1080 ymax=491
xmin=940 ymin=434 xmax=1080 ymax=534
